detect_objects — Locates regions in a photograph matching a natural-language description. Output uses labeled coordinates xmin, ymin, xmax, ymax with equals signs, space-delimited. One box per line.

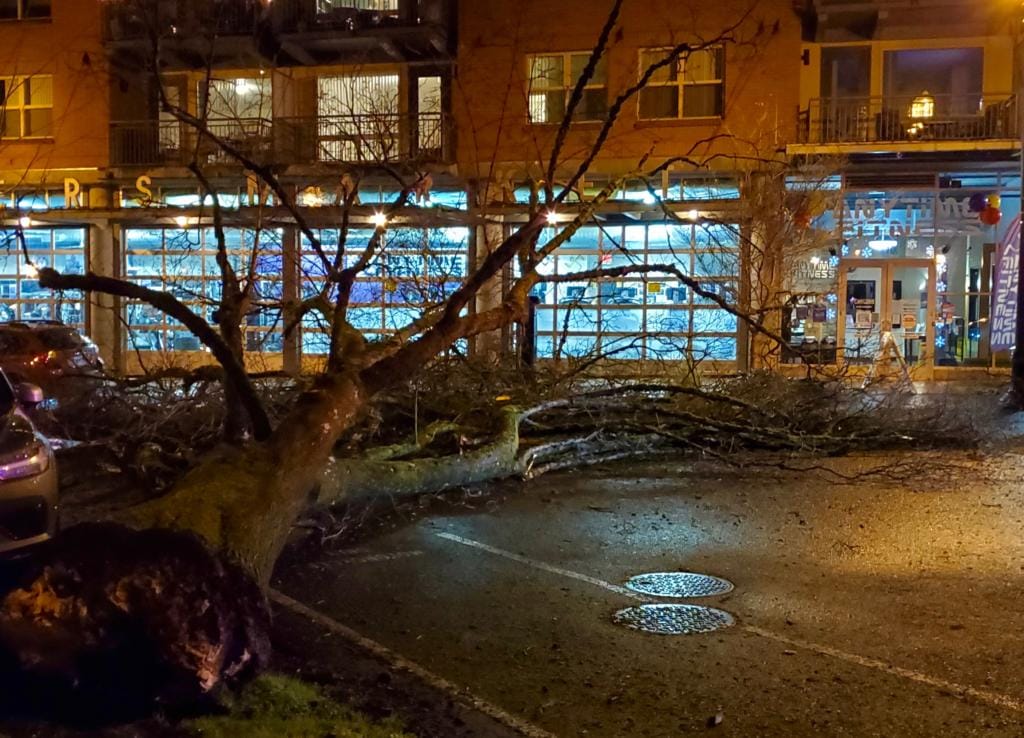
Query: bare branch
xmin=37 ymin=268 xmax=272 ymax=441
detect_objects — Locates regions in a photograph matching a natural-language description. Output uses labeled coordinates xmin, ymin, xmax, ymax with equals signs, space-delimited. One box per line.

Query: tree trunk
xmin=0 ymin=373 xmax=368 ymax=712
xmin=132 ymin=372 xmax=367 ymax=586
xmin=318 ymin=407 xmax=521 ymax=503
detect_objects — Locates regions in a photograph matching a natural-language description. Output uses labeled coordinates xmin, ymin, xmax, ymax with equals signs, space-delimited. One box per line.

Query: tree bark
xmin=318 ymin=407 xmax=521 ymax=503
xmin=129 ymin=372 xmax=366 ymax=586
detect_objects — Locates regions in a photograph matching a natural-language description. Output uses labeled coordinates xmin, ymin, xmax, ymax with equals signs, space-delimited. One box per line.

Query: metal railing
xmin=797 ymin=93 xmax=1018 ymax=145
xmin=103 ymin=0 xmax=264 ymax=41
xmin=110 ymin=113 xmax=450 ymax=167
xmin=103 ymin=0 xmax=442 ymax=41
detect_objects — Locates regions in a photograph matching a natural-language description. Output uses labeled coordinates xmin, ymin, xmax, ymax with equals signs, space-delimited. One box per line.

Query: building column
xmin=743 ymin=172 xmax=785 ymax=371
xmin=87 ymin=221 xmax=122 ymax=373
xmin=471 ymin=222 xmax=508 ymax=360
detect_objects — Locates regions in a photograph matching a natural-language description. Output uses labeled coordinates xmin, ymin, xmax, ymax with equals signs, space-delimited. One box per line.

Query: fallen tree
xmin=0 ymin=0 xmax=869 ymax=718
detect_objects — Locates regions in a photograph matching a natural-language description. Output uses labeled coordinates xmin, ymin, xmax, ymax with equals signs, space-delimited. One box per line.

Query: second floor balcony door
xmin=318 ymin=74 xmax=401 ymax=163
xmin=202 ymin=77 xmax=273 ymax=163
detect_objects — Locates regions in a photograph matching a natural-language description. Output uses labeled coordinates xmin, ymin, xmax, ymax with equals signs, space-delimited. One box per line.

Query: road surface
xmin=273 ymin=453 xmax=1024 ymax=737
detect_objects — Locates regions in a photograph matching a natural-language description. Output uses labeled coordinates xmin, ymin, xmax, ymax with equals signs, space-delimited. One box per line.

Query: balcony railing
xmin=103 ymin=0 xmax=262 ymax=41
xmin=797 ymin=93 xmax=1018 ymax=145
xmin=110 ymin=113 xmax=451 ymax=167
xmin=103 ymin=0 xmax=444 ymax=42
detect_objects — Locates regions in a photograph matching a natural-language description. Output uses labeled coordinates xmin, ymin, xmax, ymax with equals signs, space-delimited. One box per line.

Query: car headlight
xmin=0 ymin=440 xmax=50 ymax=482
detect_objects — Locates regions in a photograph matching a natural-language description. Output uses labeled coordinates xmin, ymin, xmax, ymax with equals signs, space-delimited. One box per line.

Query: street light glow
xmin=371 ymin=212 xmax=388 ymax=228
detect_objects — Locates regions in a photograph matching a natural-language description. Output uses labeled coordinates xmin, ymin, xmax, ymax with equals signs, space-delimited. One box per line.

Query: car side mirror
xmin=15 ymin=382 xmax=44 ymax=408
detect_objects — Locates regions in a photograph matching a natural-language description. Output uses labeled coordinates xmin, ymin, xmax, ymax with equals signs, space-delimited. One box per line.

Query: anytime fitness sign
xmin=991 ymin=215 xmax=1022 ymax=352
xmin=842 ymin=193 xmax=988 ymax=238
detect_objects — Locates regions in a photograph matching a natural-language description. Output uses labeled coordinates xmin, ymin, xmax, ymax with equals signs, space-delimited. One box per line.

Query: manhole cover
xmin=613 ymin=604 xmax=735 ymax=635
xmin=624 ymin=572 xmax=734 ymax=598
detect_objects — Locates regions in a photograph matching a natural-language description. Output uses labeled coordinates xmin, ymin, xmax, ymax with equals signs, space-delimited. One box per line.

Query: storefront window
xmin=0 ymin=228 xmax=85 ymax=326
xmin=124 ymin=227 xmax=283 ymax=353
xmin=529 ymin=222 xmax=740 ymax=362
xmin=819 ymin=171 xmax=1021 ymax=369
xmin=299 ymin=226 xmax=469 ymax=354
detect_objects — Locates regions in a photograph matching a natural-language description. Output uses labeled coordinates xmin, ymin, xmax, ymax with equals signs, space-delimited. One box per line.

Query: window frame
xmin=0 ymin=0 xmax=51 ymax=21
xmin=526 ymin=51 xmax=608 ymax=125
xmin=0 ymin=75 xmax=53 ymax=140
xmin=637 ymin=46 xmax=725 ymax=121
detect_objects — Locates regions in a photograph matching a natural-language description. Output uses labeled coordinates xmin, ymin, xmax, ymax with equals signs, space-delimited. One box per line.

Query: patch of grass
xmin=185 ymin=674 xmax=413 ymax=738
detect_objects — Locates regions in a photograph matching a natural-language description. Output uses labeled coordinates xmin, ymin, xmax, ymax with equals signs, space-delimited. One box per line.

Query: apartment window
xmin=202 ymin=77 xmax=272 ymax=120
xmin=528 ymin=53 xmax=607 ymax=124
xmin=318 ymin=0 xmax=399 ymax=13
xmin=0 ymin=76 xmax=52 ymax=139
xmin=0 ymin=0 xmax=50 ymax=20
xmin=638 ymin=47 xmax=724 ymax=120
xmin=318 ymin=74 xmax=401 ymax=161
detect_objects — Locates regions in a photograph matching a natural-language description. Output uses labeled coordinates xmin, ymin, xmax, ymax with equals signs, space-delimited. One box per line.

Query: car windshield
xmin=0 ymin=330 xmax=34 ymax=355
xmin=35 ymin=328 xmax=85 ymax=350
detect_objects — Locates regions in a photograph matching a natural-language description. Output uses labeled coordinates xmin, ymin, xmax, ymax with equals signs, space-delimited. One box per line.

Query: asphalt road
xmin=273 ymin=453 xmax=1024 ymax=737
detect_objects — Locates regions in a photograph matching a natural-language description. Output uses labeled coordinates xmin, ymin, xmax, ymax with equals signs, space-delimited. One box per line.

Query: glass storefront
xmin=0 ymin=227 xmax=86 ymax=326
xmin=299 ymin=226 xmax=469 ymax=353
xmin=124 ymin=227 xmax=284 ymax=352
xmin=529 ymin=223 xmax=739 ymax=361
xmin=784 ymin=169 xmax=1021 ymax=370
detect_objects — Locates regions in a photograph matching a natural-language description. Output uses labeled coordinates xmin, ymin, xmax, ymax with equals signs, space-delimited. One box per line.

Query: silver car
xmin=0 ymin=371 xmax=57 ymax=555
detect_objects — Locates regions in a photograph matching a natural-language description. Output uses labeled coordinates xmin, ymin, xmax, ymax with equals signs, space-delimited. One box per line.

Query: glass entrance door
xmin=842 ymin=264 xmax=882 ymax=364
xmin=839 ymin=259 xmax=935 ymax=375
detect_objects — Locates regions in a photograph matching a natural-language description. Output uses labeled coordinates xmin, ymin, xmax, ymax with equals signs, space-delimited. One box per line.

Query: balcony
xmin=109 ymin=113 xmax=452 ymax=169
xmin=102 ymin=0 xmax=452 ymax=66
xmin=797 ymin=94 xmax=1018 ymax=147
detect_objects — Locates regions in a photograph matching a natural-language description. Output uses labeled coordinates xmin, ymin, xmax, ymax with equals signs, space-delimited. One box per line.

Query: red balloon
xmin=979 ymin=206 xmax=1002 ymax=226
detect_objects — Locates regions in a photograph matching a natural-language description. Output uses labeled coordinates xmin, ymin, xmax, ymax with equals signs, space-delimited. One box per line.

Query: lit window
xmin=638 ymin=47 xmax=724 ymax=120
xmin=909 ymin=91 xmax=935 ymax=119
xmin=0 ymin=76 xmax=53 ymax=139
xmin=0 ymin=0 xmax=50 ymax=20
xmin=0 ymin=227 xmax=85 ymax=326
xmin=298 ymin=227 xmax=469 ymax=353
xmin=528 ymin=53 xmax=608 ymax=124
xmin=317 ymin=0 xmax=398 ymax=14
xmin=523 ymin=223 xmax=739 ymax=362
xmin=124 ymin=227 xmax=284 ymax=353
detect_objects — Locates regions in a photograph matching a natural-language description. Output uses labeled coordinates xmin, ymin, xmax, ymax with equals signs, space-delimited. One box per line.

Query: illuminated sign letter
xmin=64 ymin=178 xmax=82 ymax=208
xmin=136 ymin=175 xmax=153 ymax=203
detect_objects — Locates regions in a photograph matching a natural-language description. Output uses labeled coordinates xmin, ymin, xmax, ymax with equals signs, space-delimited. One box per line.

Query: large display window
xmin=124 ymin=227 xmax=284 ymax=353
xmin=299 ymin=226 xmax=469 ymax=354
xmin=528 ymin=222 xmax=739 ymax=362
xmin=0 ymin=227 xmax=86 ymax=326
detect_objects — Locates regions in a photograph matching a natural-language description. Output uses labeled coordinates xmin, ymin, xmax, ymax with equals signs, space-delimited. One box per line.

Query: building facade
xmin=785 ymin=0 xmax=1020 ymax=378
xmin=0 ymin=0 xmax=1018 ymax=379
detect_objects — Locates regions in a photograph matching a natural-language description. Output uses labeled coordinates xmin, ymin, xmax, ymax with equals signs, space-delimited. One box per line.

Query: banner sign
xmin=991 ymin=214 xmax=1023 ymax=351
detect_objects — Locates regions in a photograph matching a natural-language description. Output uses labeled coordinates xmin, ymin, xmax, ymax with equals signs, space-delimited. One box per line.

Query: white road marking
xmin=435 ymin=531 xmax=1024 ymax=715
xmin=743 ymin=625 xmax=1024 ymax=713
xmin=435 ymin=531 xmax=648 ymax=601
xmin=269 ymin=590 xmax=558 ymax=738
xmin=332 ymin=550 xmax=424 ymax=564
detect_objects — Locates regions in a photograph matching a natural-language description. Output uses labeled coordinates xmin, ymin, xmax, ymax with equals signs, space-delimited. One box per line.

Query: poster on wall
xmin=991 ymin=214 xmax=1023 ymax=351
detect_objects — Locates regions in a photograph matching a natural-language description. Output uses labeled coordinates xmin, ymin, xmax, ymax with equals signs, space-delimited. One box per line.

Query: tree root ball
xmin=0 ymin=523 xmax=271 ymax=723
